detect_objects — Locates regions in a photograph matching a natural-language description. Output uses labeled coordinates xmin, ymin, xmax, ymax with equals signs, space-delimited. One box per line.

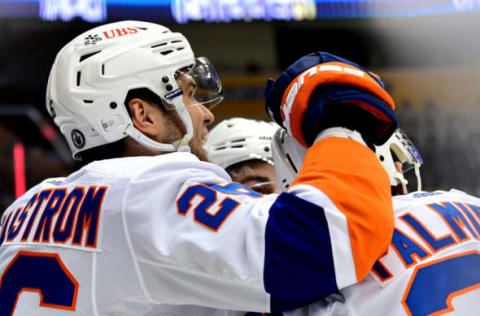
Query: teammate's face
xmin=227 ymin=160 xmax=280 ymax=195
xmin=177 ymin=74 xmax=214 ymax=161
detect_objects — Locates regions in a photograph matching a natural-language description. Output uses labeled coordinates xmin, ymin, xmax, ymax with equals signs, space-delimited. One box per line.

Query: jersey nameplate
xmin=0 ymin=186 xmax=107 ymax=250
xmin=373 ymin=201 xmax=480 ymax=281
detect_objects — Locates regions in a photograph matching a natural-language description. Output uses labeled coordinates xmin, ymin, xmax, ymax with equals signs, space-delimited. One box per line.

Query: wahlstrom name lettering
xmin=0 ymin=186 xmax=107 ymax=249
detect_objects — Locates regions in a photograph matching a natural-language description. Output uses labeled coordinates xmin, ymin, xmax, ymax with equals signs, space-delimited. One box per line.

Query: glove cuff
xmin=315 ymin=127 xmax=367 ymax=146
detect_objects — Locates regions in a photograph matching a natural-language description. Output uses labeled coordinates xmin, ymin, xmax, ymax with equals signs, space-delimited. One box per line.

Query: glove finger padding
xmin=264 ymin=52 xmax=398 ymax=148
xmin=302 ymin=86 xmax=396 ymax=147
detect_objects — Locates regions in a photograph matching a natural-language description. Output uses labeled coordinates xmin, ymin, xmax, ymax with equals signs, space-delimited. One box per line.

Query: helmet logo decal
xmin=103 ymin=27 xmax=139 ymax=39
xmin=84 ymin=34 xmax=102 ymax=46
xmin=165 ymin=88 xmax=183 ymax=100
xmin=84 ymin=27 xmax=144 ymax=46
xmin=71 ymin=129 xmax=86 ymax=149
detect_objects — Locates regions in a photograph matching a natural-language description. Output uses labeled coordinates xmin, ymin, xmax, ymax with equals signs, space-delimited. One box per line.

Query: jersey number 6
xmin=0 ymin=251 xmax=78 ymax=315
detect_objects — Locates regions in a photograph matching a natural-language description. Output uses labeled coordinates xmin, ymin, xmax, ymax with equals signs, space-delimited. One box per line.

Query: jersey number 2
xmin=403 ymin=250 xmax=480 ymax=316
xmin=176 ymin=183 xmax=259 ymax=231
xmin=0 ymin=251 xmax=78 ymax=315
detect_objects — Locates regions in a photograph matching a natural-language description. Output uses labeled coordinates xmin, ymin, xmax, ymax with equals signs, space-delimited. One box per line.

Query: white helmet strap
xmin=123 ymin=95 xmax=194 ymax=154
xmin=393 ymin=164 xmax=422 ymax=194
xmin=393 ymin=171 xmax=409 ymax=194
xmin=174 ymin=100 xmax=194 ymax=148
xmin=414 ymin=165 xmax=422 ymax=192
xmin=124 ymin=123 xmax=191 ymax=153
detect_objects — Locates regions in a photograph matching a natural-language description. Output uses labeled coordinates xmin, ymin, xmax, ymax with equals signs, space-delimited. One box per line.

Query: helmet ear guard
xmin=271 ymin=128 xmax=307 ymax=192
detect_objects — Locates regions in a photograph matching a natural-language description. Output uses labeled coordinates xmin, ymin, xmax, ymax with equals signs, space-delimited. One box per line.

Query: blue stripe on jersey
xmin=263 ymin=192 xmax=337 ymax=312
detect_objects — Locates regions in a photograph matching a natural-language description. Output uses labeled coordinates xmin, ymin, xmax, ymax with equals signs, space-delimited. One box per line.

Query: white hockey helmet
xmin=46 ymin=20 xmax=223 ymax=160
xmin=205 ymin=118 xmax=279 ymax=169
xmin=375 ymin=128 xmax=423 ymax=193
xmin=271 ymin=128 xmax=307 ymax=191
xmin=272 ymin=128 xmax=423 ymax=193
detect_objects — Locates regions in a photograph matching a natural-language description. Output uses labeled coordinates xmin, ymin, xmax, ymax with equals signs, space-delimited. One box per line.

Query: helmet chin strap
xmin=173 ymin=104 xmax=194 ymax=148
xmin=124 ymin=105 xmax=193 ymax=154
xmin=394 ymin=172 xmax=409 ymax=194
xmin=124 ymin=124 xmax=191 ymax=153
xmin=124 ymin=91 xmax=195 ymax=155
xmin=414 ymin=165 xmax=422 ymax=191
xmin=393 ymin=165 xmax=422 ymax=194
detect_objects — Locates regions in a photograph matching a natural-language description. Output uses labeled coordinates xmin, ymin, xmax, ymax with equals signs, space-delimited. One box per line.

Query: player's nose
xmin=201 ymin=105 xmax=214 ymax=126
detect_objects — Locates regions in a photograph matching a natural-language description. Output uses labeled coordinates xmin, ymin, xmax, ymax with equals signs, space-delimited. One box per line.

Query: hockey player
xmin=272 ymin=127 xmax=480 ymax=315
xmin=0 ymin=26 xmax=397 ymax=315
xmin=205 ymin=118 xmax=280 ymax=195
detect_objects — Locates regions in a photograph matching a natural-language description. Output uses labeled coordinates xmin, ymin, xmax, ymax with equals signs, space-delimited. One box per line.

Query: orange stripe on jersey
xmin=281 ymin=61 xmax=396 ymax=147
xmin=291 ymin=137 xmax=394 ymax=281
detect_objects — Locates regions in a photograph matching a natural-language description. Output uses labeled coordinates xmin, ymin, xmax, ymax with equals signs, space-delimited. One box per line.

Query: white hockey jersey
xmin=289 ymin=189 xmax=480 ymax=316
xmin=0 ymin=137 xmax=393 ymax=315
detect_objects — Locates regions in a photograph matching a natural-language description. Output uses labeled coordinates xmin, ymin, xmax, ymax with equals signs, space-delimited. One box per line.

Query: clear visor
xmin=401 ymin=161 xmax=415 ymax=174
xmin=172 ymin=57 xmax=224 ymax=110
xmin=392 ymin=129 xmax=423 ymax=174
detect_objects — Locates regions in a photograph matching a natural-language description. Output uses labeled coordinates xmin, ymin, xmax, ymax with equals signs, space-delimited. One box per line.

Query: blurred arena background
xmin=1 ymin=0 xmax=480 ymax=213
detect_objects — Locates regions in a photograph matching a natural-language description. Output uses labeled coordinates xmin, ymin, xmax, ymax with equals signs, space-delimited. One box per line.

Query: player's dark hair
xmin=124 ymin=88 xmax=168 ymax=116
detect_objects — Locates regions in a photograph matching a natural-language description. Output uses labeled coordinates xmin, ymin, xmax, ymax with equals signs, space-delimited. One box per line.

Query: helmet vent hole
xmin=160 ymin=50 xmax=174 ymax=56
xmin=379 ymin=155 xmax=385 ymax=161
xmin=83 ymin=100 xmax=93 ymax=104
xmin=151 ymin=42 xmax=167 ymax=48
xmin=101 ymin=64 xmax=105 ymax=75
xmin=231 ymin=138 xmax=246 ymax=143
xmin=231 ymin=145 xmax=244 ymax=149
xmin=79 ymin=51 xmax=101 ymax=62
xmin=76 ymin=71 xmax=81 ymax=87
xmin=286 ymin=154 xmax=298 ymax=173
xmin=177 ymin=47 xmax=185 ymax=51
xmin=171 ymin=40 xmax=182 ymax=44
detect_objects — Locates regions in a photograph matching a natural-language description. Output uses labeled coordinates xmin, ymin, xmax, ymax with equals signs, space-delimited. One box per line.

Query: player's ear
xmin=128 ymin=98 xmax=158 ymax=136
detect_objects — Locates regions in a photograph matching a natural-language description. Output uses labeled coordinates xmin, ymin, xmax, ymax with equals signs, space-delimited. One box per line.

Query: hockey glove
xmin=264 ymin=52 xmax=398 ymax=148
